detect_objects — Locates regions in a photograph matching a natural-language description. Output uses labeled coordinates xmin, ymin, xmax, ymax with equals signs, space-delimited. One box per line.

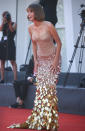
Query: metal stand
xmin=63 ymin=21 xmax=85 ymax=86
xmin=25 ymin=39 xmax=31 ymax=65
xmin=20 ymin=38 xmax=32 ymax=71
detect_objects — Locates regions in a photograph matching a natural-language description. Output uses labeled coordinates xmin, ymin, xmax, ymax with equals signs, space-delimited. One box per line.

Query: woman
xmin=0 ymin=11 xmax=17 ymax=83
xmin=9 ymin=3 xmax=62 ymax=131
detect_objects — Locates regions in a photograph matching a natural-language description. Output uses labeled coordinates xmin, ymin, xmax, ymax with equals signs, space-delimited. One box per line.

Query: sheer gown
xmin=8 ymin=26 xmax=60 ymax=130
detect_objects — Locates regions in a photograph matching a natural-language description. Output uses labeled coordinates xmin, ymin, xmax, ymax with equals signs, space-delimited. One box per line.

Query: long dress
xmin=0 ymin=22 xmax=16 ymax=60
xmin=8 ymin=26 xmax=60 ymax=130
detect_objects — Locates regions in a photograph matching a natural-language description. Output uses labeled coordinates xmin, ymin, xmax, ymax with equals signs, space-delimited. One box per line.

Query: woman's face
xmin=27 ymin=8 xmax=35 ymax=22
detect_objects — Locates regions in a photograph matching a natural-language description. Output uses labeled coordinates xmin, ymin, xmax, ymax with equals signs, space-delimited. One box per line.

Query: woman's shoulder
xmin=28 ymin=23 xmax=34 ymax=31
xmin=43 ymin=21 xmax=54 ymax=31
xmin=28 ymin=23 xmax=34 ymax=29
xmin=28 ymin=23 xmax=35 ymax=35
xmin=44 ymin=21 xmax=54 ymax=27
xmin=43 ymin=21 xmax=56 ymax=35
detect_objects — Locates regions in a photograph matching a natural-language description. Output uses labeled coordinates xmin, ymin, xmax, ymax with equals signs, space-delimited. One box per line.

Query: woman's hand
xmin=50 ymin=60 xmax=58 ymax=74
xmin=8 ymin=21 xmax=16 ymax=32
xmin=2 ymin=17 xmax=7 ymax=24
xmin=0 ymin=17 xmax=7 ymax=31
xmin=34 ymin=60 xmax=38 ymax=74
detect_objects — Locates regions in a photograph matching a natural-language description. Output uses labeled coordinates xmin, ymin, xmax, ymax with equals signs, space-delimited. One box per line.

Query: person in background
xmin=8 ymin=3 xmax=62 ymax=131
xmin=0 ymin=11 xmax=17 ymax=83
xmin=39 ymin=0 xmax=58 ymax=45
xmin=0 ymin=61 xmax=1 ymax=71
xmin=10 ymin=55 xmax=35 ymax=108
xmin=39 ymin=0 xmax=58 ymax=26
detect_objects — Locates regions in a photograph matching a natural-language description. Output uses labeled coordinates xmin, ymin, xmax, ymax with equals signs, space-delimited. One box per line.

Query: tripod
xmin=25 ymin=39 xmax=31 ymax=65
xmin=20 ymin=38 xmax=32 ymax=71
xmin=63 ymin=21 xmax=85 ymax=86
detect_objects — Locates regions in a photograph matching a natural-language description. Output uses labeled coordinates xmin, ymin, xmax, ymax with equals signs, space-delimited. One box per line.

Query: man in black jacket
xmin=10 ymin=55 xmax=35 ymax=108
xmin=39 ymin=0 xmax=58 ymax=25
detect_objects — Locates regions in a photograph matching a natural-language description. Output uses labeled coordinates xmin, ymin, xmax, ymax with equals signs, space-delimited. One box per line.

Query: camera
xmin=4 ymin=12 xmax=11 ymax=22
xmin=79 ymin=4 xmax=85 ymax=22
xmin=80 ymin=10 xmax=85 ymax=21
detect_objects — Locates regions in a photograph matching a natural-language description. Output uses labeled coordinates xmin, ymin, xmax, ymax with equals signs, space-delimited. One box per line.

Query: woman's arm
xmin=0 ymin=24 xmax=3 ymax=31
xmin=0 ymin=18 xmax=5 ymax=31
xmin=28 ymin=26 xmax=38 ymax=73
xmin=32 ymin=40 xmax=38 ymax=74
xmin=28 ymin=26 xmax=37 ymax=62
xmin=8 ymin=21 xmax=16 ymax=32
xmin=48 ymin=22 xmax=62 ymax=71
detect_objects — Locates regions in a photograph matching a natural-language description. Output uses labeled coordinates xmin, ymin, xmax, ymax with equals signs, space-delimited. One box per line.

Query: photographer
xmin=0 ymin=11 xmax=17 ymax=83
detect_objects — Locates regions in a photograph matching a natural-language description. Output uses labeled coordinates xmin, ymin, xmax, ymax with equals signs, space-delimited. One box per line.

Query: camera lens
xmin=5 ymin=13 xmax=11 ymax=21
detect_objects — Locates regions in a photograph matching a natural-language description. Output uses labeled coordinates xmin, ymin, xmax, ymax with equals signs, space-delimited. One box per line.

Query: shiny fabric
xmin=8 ymin=52 xmax=60 ymax=130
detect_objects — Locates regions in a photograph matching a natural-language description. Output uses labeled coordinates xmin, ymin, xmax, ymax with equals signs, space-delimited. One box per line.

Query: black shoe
xmin=13 ymin=80 xmax=17 ymax=85
xmin=0 ymin=80 xmax=4 ymax=83
xmin=9 ymin=102 xmax=25 ymax=108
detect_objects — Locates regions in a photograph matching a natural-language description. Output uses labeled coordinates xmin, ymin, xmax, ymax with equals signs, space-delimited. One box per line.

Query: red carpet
xmin=0 ymin=107 xmax=85 ymax=131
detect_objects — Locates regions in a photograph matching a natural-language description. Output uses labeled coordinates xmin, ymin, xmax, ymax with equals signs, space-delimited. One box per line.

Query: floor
xmin=0 ymin=107 xmax=85 ymax=131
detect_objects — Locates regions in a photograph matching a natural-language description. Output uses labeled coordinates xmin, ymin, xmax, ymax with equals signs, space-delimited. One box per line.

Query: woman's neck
xmin=33 ymin=20 xmax=43 ymax=27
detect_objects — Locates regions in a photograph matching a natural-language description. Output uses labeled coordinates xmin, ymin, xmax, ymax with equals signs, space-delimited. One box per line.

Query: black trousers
xmin=13 ymin=80 xmax=32 ymax=100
